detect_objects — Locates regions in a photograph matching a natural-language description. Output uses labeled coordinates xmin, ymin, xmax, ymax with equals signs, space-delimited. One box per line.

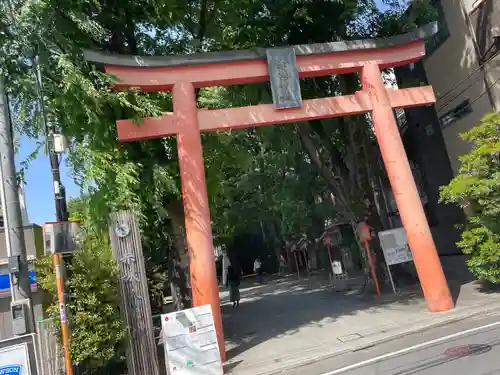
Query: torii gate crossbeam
xmin=85 ymin=22 xmax=454 ymax=362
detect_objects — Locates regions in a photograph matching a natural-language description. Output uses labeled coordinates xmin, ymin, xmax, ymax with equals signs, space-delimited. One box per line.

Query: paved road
xmin=280 ymin=313 xmax=500 ymax=375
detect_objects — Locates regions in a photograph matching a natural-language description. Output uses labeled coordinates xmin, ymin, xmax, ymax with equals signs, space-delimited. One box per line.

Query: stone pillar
xmin=361 ymin=64 xmax=454 ymax=312
xmin=173 ymin=82 xmax=226 ymax=360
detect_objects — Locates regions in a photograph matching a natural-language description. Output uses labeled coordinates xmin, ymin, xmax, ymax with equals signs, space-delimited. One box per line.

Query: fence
xmin=37 ymin=318 xmax=64 ymax=375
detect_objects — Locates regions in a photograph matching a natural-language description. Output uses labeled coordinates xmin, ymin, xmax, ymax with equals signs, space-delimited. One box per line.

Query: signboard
xmin=0 ymin=272 xmax=37 ymax=298
xmin=379 ymin=228 xmax=413 ymax=266
xmin=266 ymin=47 xmax=303 ymax=109
xmin=0 ymin=343 xmax=31 ymax=375
xmin=383 ymin=246 xmax=413 ymax=266
xmin=162 ymin=305 xmax=223 ymax=375
xmin=331 ymin=261 xmax=343 ymax=275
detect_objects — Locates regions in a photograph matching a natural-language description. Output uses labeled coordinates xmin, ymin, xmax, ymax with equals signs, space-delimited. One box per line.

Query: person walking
xmin=226 ymin=265 xmax=241 ymax=308
xmin=254 ymin=257 xmax=263 ymax=284
xmin=279 ymin=254 xmax=286 ymax=276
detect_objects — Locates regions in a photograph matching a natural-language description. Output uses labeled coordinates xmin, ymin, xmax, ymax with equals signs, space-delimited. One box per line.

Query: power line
xmin=436 ymin=60 xmax=497 ymax=113
xmin=439 ymin=72 xmax=500 ymax=124
xmin=462 ymin=74 xmax=500 ymax=111
xmin=435 ymin=48 xmax=500 ymax=107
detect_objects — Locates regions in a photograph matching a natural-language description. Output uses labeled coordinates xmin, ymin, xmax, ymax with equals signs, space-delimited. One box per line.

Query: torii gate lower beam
xmin=85 ymin=23 xmax=454 ymax=362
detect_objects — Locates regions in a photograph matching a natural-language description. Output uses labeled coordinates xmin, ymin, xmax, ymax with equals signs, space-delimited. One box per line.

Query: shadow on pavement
xmin=222 ymin=274 xmax=421 ymax=368
xmin=221 ymin=256 xmax=499 ymax=373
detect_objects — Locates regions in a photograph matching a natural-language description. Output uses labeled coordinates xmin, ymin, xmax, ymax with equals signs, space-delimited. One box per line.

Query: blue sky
xmin=16 ymin=136 xmax=79 ymax=225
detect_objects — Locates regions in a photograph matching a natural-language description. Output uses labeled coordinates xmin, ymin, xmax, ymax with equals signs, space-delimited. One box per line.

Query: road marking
xmin=318 ymin=320 xmax=500 ymax=375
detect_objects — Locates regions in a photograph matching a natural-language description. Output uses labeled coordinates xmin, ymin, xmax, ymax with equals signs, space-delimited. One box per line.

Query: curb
xmin=349 ymin=303 xmax=500 ymax=352
xmin=229 ymin=301 xmax=500 ymax=375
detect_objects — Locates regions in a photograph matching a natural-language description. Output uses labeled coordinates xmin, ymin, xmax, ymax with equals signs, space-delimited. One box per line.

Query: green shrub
xmin=440 ymin=112 xmax=500 ymax=283
xmin=36 ymin=227 xmax=126 ymax=374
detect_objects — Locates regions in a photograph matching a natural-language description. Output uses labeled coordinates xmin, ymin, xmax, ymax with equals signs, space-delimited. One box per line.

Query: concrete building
xmin=0 ymin=185 xmax=45 ymax=339
xmin=424 ymin=0 xmax=500 ymax=175
xmin=387 ymin=0 xmax=499 ymax=255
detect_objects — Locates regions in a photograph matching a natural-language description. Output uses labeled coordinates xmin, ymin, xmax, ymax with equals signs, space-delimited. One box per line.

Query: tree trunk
xmin=167 ymin=199 xmax=192 ymax=310
xmin=297 ymin=124 xmax=355 ymax=221
xmin=296 ymin=73 xmax=392 ymax=287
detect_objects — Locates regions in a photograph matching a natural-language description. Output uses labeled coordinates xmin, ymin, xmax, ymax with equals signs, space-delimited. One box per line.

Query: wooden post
xmin=363 ymin=240 xmax=381 ymax=296
xmin=361 ymin=64 xmax=454 ymax=311
xmin=294 ymin=252 xmax=300 ymax=279
xmin=109 ymin=211 xmax=160 ymax=375
xmin=357 ymin=221 xmax=380 ymax=296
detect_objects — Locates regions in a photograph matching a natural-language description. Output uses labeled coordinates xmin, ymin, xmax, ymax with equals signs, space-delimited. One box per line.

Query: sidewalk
xmin=222 ymin=273 xmax=500 ymax=375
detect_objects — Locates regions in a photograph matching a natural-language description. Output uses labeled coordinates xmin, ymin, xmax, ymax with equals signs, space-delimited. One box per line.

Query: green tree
xmin=440 ymin=112 xmax=500 ymax=283
xmin=3 ymin=4 xmax=443 ymax=371
xmin=36 ymin=197 xmax=126 ymax=374
xmin=207 ymin=0 xmax=439 ymax=274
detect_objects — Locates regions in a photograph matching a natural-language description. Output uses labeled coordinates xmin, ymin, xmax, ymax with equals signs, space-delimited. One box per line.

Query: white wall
xmin=424 ymin=0 xmax=499 ymax=174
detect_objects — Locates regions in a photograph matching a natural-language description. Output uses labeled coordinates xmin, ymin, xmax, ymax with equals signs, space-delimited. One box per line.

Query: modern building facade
xmin=424 ymin=0 xmax=500 ymax=175
xmin=386 ymin=0 xmax=499 ymax=255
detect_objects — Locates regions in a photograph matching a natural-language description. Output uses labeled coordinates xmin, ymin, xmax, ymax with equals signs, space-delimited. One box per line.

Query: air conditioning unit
xmin=44 ymin=221 xmax=81 ymax=255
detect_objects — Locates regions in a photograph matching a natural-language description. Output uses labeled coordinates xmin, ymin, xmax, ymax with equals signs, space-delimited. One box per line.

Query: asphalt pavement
xmin=279 ymin=312 xmax=500 ymax=375
xmin=223 ymin=274 xmax=500 ymax=375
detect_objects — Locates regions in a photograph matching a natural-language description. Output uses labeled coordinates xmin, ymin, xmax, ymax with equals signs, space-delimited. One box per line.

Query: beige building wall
xmin=424 ymin=0 xmax=500 ymax=175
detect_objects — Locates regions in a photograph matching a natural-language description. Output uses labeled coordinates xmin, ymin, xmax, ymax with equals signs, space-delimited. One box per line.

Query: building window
xmin=439 ymin=99 xmax=473 ymax=128
xmin=426 ymin=0 xmax=451 ymax=56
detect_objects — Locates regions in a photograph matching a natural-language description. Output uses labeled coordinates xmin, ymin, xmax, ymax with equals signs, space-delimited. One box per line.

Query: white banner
xmin=379 ymin=228 xmax=413 ymax=266
xmin=331 ymin=261 xmax=343 ymax=275
xmin=383 ymin=246 xmax=413 ymax=266
xmin=162 ymin=305 xmax=223 ymax=375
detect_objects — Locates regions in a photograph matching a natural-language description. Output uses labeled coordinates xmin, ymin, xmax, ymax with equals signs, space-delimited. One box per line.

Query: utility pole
xmin=34 ymin=56 xmax=72 ymax=375
xmin=34 ymin=56 xmax=68 ymax=222
xmin=0 ymin=75 xmax=35 ymax=333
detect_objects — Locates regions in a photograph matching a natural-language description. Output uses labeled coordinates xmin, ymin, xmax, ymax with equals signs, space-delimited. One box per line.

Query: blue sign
xmin=0 ymin=272 xmax=37 ymax=297
xmin=0 ymin=272 xmax=36 ymax=291
xmin=0 ymin=365 xmax=22 ymax=375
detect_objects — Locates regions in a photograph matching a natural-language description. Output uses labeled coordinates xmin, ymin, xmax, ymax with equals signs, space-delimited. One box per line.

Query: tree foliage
xmin=2 ymin=0 xmax=440 ymax=371
xmin=440 ymin=112 xmax=500 ymax=283
xmin=36 ymin=197 xmax=126 ymax=374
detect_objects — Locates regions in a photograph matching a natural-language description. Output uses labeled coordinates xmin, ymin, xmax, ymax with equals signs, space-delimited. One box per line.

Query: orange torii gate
xmin=85 ymin=22 xmax=454 ymax=360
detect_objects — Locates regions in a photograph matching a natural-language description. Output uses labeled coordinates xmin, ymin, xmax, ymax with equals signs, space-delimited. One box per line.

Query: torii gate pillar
xmin=362 ymin=64 xmax=453 ymax=311
xmin=173 ymin=81 xmax=226 ymax=359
